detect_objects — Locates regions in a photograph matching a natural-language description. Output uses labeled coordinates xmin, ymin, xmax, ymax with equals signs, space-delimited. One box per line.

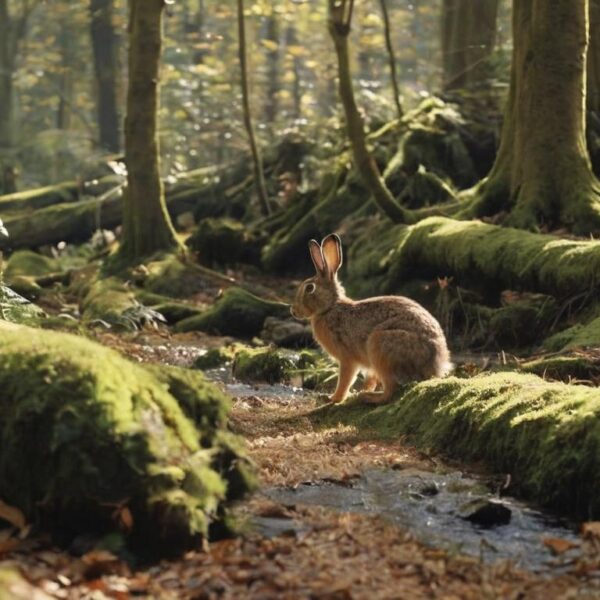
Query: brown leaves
xmin=543 ymin=537 xmax=579 ymax=555
xmin=0 ymin=499 xmax=27 ymax=531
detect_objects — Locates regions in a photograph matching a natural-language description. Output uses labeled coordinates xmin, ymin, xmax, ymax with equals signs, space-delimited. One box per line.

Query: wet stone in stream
xmin=264 ymin=468 xmax=580 ymax=573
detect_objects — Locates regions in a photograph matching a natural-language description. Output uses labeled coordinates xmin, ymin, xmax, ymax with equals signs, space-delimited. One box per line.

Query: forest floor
xmin=2 ymin=327 xmax=600 ymax=599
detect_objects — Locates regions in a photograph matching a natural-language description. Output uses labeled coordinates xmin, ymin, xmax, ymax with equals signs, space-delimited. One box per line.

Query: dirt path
xmin=2 ymin=332 xmax=600 ymax=599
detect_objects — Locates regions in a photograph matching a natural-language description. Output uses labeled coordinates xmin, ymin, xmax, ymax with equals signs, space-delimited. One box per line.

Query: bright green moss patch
xmin=0 ymin=324 xmax=254 ymax=556
xmin=543 ymin=316 xmax=600 ymax=351
xmin=314 ymin=372 xmax=600 ymax=519
xmin=175 ymin=287 xmax=289 ymax=338
xmin=232 ymin=347 xmax=296 ymax=384
xmin=382 ymin=216 xmax=600 ymax=298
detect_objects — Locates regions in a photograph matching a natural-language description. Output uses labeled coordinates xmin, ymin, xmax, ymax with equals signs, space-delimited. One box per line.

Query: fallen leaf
xmin=0 ymin=499 xmax=26 ymax=530
xmin=543 ymin=537 xmax=579 ymax=555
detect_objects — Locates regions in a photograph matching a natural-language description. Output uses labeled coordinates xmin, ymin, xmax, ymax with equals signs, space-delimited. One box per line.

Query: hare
xmin=291 ymin=233 xmax=452 ymax=404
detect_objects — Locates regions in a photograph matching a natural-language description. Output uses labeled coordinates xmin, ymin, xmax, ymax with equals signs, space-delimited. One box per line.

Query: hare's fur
xmin=291 ymin=234 xmax=451 ymax=404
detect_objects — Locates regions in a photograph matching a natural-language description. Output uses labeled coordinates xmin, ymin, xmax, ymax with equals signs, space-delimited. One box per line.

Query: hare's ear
xmin=321 ymin=233 xmax=342 ymax=278
xmin=309 ymin=239 xmax=327 ymax=277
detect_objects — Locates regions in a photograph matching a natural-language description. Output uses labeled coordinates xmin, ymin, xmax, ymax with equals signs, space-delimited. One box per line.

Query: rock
xmin=459 ymin=499 xmax=512 ymax=527
xmin=193 ymin=347 xmax=236 ymax=370
xmin=232 ymin=347 xmax=296 ymax=384
xmin=419 ymin=482 xmax=440 ymax=496
xmin=0 ymin=323 xmax=255 ymax=557
xmin=261 ymin=316 xmax=314 ymax=348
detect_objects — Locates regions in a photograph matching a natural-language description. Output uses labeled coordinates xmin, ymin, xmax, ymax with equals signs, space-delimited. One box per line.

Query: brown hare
xmin=291 ymin=233 xmax=452 ymax=404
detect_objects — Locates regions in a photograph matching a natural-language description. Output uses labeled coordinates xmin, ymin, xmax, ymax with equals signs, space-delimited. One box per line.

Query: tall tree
xmin=441 ymin=0 xmax=499 ymax=91
xmin=119 ymin=0 xmax=179 ymax=261
xmin=263 ymin=12 xmax=279 ymax=126
xmin=90 ymin=0 xmax=121 ymax=153
xmin=237 ymin=0 xmax=271 ymax=216
xmin=0 ymin=0 xmax=38 ymax=185
xmin=328 ymin=0 xmax=406 ymax=222
xmin=467 ymin=0 xmax=600 ymax=233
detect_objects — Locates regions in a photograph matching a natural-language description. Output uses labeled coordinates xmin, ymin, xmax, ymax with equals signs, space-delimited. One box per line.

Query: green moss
xmin=135 ymin=290 xmax=203 ymax=324
xmin=4 ymin=250 xmax=60 ymax=279
xmin=543 ymin=315 xmax=600 ymax=351
xmin=193 ymin=347 xmax=237 ymax=370
xmin=232 ymin=347 xmax=296 ymax=384
xmin=4 ymin=275 xmax=42 ymax=300
xmin=175 ymin=287 xmax=289 ymax=338
xmin=380 ymin=216 xmax=600 ymax=298
xmin=186 ymin=218 xmax=261 ymax=267
xmin=521 ymin=354 xmax=600 ymax=382
xmin=0 ymin=323 xmax=254 ymax=556
xmin=314 ymin=372 xmax=600 ymax=519
xmin=0 ymin=181 xmax=78 ymax=212
xmin=143 ymin=255 xmax=207 ymax=298
xmin=81 ymin=278 xmax=137 ymax=328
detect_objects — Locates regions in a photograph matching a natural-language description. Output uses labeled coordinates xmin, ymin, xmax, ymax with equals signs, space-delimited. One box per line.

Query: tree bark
xmin=90 ymin=0 xmax=121 ymax=153
xmin=589 ymin=0 xmax=600 ymax=114
xmin=467 ymin=0 xmax=600 ymax=234
xmin=327 ymin=0 xmax=406 ymax=223
xmin=441 ymin=0 xmax=499 ymax=91
xmin=237 ymin=0 xmax=271 ymax=216
xmin=379 ymin=0 xmax=403 ymax=119
xmin=263 ymin=13 xmax=279 ymax=126
xmin=119 ymin=0 xmax=179 ymax=261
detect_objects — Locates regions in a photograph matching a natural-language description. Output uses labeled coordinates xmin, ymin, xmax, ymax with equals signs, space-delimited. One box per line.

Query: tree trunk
xmin=441 ymin=0 xmax=499 ymax=91
xmin=119 ymin=0 xmax=179 ymax=261
xmin=90 ymin=0 xmax=121 ymax=153
xmin=379 ymin=0 xmax=403 ymax=119
xmin=327 ymin=0 xmax=406 ymax=223
xmin=590 ymin=0 xmax=600 ymax=114
xmin=467 ymin=0 xmax=600 ymax=234
xmin=263 ymin=13 xmax=279 ymax=126
xmin=56 ymin=23 xmax=75 ymax=131
xmin=237 ymin=0 xmax=271 ymax=216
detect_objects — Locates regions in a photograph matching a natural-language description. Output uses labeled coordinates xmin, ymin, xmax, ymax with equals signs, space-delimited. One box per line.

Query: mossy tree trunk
xmin=467 ymin=0 xmax=600 ymax=234
xmin=119 ymin=0 xmax=179 ymax=261
xmin=327 ymin=0 xmax=406 ymax=223
xmin=237 ymin=0 xmax=271 ymax=216
xmin=441 ymin=0 xmax=499 ymax=91
xmin=90 ymin=0 xmax=121 ymax=153
xmin=379 ymin=0 xmax=403 ymax=119
xmin=590 ymin=0 xmax=600 ymax=114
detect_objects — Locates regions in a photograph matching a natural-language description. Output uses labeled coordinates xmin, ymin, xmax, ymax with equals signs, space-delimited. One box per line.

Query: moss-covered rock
xmin=135 ymin=289 xmax=203 ymax=325
xmin=193 ymin=347 xmax=237 ymax=370
xmin=314 ymin=372 xmax=600 ymax=519
xmin=175 ymin=287 xmax=289 ymax=338
xmin=0 ymin=323 xmax=255 ymax=556
xmin=143 ymin=255 xmax=208 ymax=299
xmin=232 ymin=347 xmax=296 ymax=384
xmin=187 ymin=218 xmax=261 ymax=267
xmin=3 ymin=250 xmax=61 ymax=280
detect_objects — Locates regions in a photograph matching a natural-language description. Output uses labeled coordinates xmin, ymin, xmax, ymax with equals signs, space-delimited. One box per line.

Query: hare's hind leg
xmin=362 ymin=371 xmax=379 ymax=392
xmin=358 ymin=329 xmax=419 ymax=404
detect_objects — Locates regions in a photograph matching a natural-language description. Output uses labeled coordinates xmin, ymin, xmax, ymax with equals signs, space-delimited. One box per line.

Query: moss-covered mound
xmin=314 ymin=372 xmax=600 ymax=520
xmin=186 ymin=218 xmax=261 ymax=267
xmin=3 ymin=250 xmax=61 ymax=280
xmin=375 ymin=217 xmax=600 ymax=298
xmin=521 ymin=353 xmax=600 ymax=382
xmin=175 ymin=287 xmax=289 ymax=338
xmin=0 ymin=324 xmax=255 ymax=556
xmin=543 ymin=316 xmax=600 ymax=352
xmin=232 ymin=347 xmax=296 ymax=384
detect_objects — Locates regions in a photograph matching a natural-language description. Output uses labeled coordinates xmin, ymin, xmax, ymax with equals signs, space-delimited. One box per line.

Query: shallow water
xmin=264 ymin=468 xmax=580 ymax=573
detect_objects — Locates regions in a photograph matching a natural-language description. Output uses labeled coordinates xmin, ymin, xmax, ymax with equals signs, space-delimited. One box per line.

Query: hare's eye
xmin=305 ymin=282 xmax=316 ymax=294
